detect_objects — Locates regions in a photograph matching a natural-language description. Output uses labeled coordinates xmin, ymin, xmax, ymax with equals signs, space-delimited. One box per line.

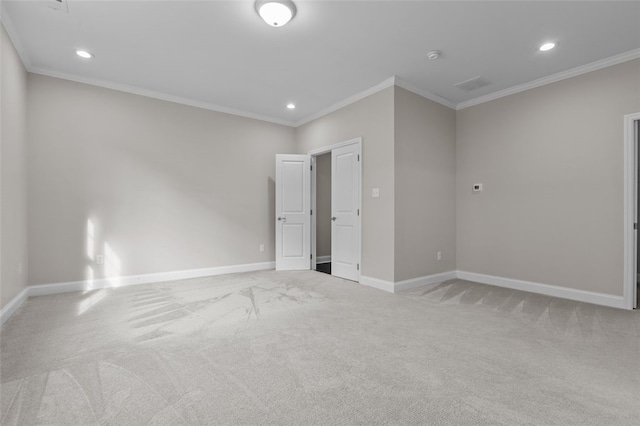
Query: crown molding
xmin=393 ymin=77 xmax=457 ymax=110
xmin=456 ymin=48 xmax=640 ymax=110
xmin=4 ymin=3 xmax=638 ymax=127
xmin=295 ymin=77 xmax=396 ymax=127
xmin=29 ymin=67 xmax=296 ymax=127
xmin=0 ymin=5 xmax=33 ymax=69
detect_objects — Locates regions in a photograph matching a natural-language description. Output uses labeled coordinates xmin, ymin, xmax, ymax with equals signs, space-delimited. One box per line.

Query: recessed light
xmin=286 ymin=103 xmax=296 ymax=109
xmin=75 ymin=49 xmax=94 ymax=59
xmin=539 ymin=42 xmax=556 ymax=52
xmin=426 ymin=50 xmax=441 ymax=60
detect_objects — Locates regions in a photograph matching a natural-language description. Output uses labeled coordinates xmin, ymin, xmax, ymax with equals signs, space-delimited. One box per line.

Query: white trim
xmin=360 ymin=271 xmax=456 ymax=294
xmin=394 ymin=77 xmax=457 ymax=110
xmin=456 ymin=271 xmax=626 ymax=309
xmin=0 ymin=262 xmax=275 ymax=324
xmin=28 ymin=67 xmax=295 ymax=127
xmin=310 ymin=155 xmax=317 ymax=271
xmin=457 ymin=49 xmax=640 ymax=110
xmin=309 ymin=137 xmax=362 ymax=283
xmin=394 ymin=271 xmax=457 ymax=292
xmin=29 ymin=261 xmax=275 ymax=297
xmin=316 ymin=256 xmax=331 ymax=264
xmin=296 ymin=78 xmax=396 ymax=127
xmin=0 ymin=8 xmax=33 ymax=69
xmin=296 ymin=77 xmax=456 ymax=126
xmin=623 ymin=112 xmax=640 ymax=310
xmin=359 ymin=276 xmax=395 ymax=293
xmin=0 ymin=288 xmax=29 ymax=325
xmin=308 ymin=137 xmax=363 ymax=157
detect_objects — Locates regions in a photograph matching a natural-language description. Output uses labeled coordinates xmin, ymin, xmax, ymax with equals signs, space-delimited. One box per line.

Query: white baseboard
xmin=316 ymin=256 xmax=331 ymax=264
xmin=360 ymin=270 xmax=456 ymax=294
xmin=0 ymin=288 xmax=29 ymax=325
xmin=395 ymin=271 xmax=457 ymax=292
xmin=1 ymin=261 xmax=275 ymax=324
xmin=456 ymin=271 xmax=626 ymax=309
xmin=3 ymin=263 xmax=629 ymax=325
xmin=359 ymin=275 xmax=395 ymax=293
xmin=29 ymin=261 xmax=275 ymax=297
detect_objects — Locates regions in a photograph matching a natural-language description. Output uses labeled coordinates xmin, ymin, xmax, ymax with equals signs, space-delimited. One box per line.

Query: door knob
xmin=331 ymin=217 xmax=337 ymax=221
xmin=277 ymin=217 xmax=286 ymax=222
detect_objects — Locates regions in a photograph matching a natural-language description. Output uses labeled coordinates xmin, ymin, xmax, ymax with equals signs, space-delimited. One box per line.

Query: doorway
xmin=314 ymin=153 xmax=332 ymax=275
xmin=310 ymin=138 xmax=362 ymax=282
xmin=275 ymin=138 xmax=362 ymax=283
xmin=624 ymin=112 xmax=640 ymax=309
xmin=636 ymin=118 xmax=640 ymax=308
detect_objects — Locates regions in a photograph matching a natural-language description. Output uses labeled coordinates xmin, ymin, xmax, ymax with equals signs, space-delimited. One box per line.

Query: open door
xmin=275 ymin=154 xmax=311 ymax=270
xmin=331 ymin=144 xmax=361 ymax=281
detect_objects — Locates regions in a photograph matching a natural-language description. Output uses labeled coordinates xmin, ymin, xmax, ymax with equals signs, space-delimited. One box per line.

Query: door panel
xmin=275 ymin=155 xmax=310 ymax=270
xmin=282 ymin=224 xmax=304 ymax=257
xmin=331 ymin=145 xmax=360 ymax=281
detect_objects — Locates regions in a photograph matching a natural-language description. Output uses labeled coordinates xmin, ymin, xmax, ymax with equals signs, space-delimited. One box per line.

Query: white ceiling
xmin=3 ymin=1 xmax=639 ymax=126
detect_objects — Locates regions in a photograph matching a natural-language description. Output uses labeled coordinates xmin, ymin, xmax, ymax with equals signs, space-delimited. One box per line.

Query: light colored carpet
xmin=1 ymin=270 xmax=639 ymax=425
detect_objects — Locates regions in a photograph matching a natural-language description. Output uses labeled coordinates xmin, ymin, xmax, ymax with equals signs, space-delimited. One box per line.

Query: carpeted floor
xmin=1 ymin=270 xmax=639 ymax=425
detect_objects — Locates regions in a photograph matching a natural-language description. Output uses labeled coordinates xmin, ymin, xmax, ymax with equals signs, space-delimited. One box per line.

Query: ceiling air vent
xmin=41 ymin=0 xmax=69 ymax=14
xmin=454 ymin=76 xmax=490 ymax=92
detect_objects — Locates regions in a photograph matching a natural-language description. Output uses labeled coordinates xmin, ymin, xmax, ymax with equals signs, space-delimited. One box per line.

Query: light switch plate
xmin=372 ymin=188 xmax=380 ymax=198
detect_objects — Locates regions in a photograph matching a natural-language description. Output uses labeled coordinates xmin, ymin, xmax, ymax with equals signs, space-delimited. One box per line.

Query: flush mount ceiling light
xmin=539 ymin=42 xmax=556 ymax=52
xmin=75 ymin=49 xmax=94 ymax=59
xmin=286 ymin=103 xmax=296 ymax=109
xmin=255 ymin=0 xmax=296 ymax=27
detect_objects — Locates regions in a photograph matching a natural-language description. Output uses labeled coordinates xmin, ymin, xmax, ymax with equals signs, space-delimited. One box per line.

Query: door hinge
xmin=310 ymin=165 xmax=313 ymax=171
xmin=357 ymin=263 xmax=360 ymax=271
xmin=310 ymin=209 xmax=313 ymax=215
xmin=357 ymin=154 xmax=360 ymax=162
xmin=310 ymin=254 xmax=313 ymax=259
xmin=635 ymin=223 xmax=637 ymax=230
xmin=357 ymin=209 xmax=359 ymax=216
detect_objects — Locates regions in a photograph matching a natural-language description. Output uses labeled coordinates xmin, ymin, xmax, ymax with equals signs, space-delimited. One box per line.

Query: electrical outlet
xmin=372 ymin=188 xmax=380 ymax=198
xmin=260 ymin=244 xmax=265 ymax=252
xmin=437 ymin=251 xmax=442 ymax=261
xmin=96 ymin=254 xmax=105 ymax=265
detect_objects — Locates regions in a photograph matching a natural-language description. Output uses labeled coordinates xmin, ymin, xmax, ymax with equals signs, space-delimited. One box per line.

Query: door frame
xmin=623 ymin=112 xmax=640 ymax=309
xmin=309 ymin=137 xmax=362 ymax=281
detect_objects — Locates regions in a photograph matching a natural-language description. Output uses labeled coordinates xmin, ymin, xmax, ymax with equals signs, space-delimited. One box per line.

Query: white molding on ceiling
xmin=2 ymin=6 xmax=296 ymax=127
xmin=457 ymin=48 xmax=640 ymax=110
xmin=4 ymin=3 xmax=639 ymax=127
xmin=28 ymin=67 xmax=296 ymax=127
xmin=394 ymin=77 xmax=457 ymax=110
xmin=295 ymin=76 xmax=396 ymax=127
xmin=294 ymin=76 xmax=457 ymax=126
xmin=0 ymin=6 xmax=33 ymax=69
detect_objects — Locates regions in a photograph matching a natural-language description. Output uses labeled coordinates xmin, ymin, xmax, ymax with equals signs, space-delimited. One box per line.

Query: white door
xmin=331 ymin=144 xmax=361 ymax=281
xmin=275 ymin=154 xmax=311 ymax=270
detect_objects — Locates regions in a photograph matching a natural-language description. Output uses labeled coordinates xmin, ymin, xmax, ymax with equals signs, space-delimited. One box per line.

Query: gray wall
xmin=296 ymin=87 xmax=395 ymax=282
xmin=1 ymin=24 xmax=28 ymax=309
xmin=316 ymin=153 xmax=331 ymax=258
xmin=394 ymin=87 xmax=456 ymax=282
xmin=456 ymin=59 xmax=640 ymax=296
xmin=27 ymin=74 xmax=295 ymax=285
xmin=6 ymin=42 xmax=638 ymax=302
